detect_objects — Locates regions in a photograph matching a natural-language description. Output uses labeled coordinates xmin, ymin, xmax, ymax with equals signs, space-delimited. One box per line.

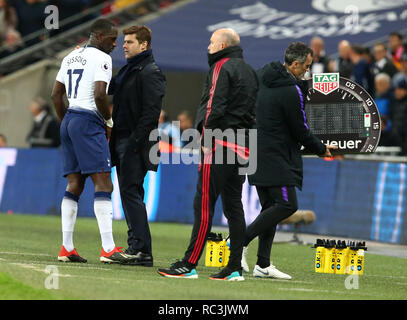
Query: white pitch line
xmin=279 ymin=287 xmax=327 ymax=293
xmin=365 ymin=274 xmax=407 ymax=280
xmin=2 ymin=257 xmax=149 ymax=274
xmin=0 ymin=256 xmax=115 ymax=272
xmin=9 ymin=262 xmax=72 ymax=278
xmin=277 ymin=287 xmax=361 ymax=296
xmin=54 ymin=264 xmax=114 ymax=271
xmin=7 ymin=261 xmax=135 ymax=283
xmin=0 ymin=251 xmax=52 ymax=257
xmin=251 ymin=278 xmax=313 ymax=284
xmin=278 ymin=287 xmax=390 ymax=298
xmin=11 ymin=260 xmax=115 ymax=271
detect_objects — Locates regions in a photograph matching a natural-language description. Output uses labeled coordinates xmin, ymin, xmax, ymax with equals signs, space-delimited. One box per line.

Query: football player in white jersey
xmin=51 ymin=19 xmax=134 ymax=264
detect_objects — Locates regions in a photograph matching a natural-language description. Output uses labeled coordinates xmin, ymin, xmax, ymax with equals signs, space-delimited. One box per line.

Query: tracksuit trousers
xmin=183 ymin=147 xmax=246 ymax=270
xmin=244 ymin=186 xmax=298 ymax=264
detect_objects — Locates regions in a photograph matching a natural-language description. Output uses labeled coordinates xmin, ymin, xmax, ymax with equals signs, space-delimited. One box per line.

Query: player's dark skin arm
xmin=51 ymin=80 xmax=67 ymax=122
xmin=94 ymin=81 xmax=112 ymax=140
xmin=94 ymin=81 xmax=111 ymax=121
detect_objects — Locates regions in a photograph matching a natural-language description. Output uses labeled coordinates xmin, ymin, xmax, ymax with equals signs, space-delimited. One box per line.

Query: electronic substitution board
xmin=305 ymin=73 xmax=381 ymax=154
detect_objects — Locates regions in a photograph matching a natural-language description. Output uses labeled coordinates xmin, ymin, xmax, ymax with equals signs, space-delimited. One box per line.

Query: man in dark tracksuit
xmin=242 ymin=42 xmax=337 ymax=279
xmin=158 ymin=28 xmax=258 ymax=281
xmin=109 ymin=26 xmax=166 ymax=266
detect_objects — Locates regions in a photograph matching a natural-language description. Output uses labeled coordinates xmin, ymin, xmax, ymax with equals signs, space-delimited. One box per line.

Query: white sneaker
xmin=253 ymin=264 xmax=292 ymax=280
xmin=241 ymin=246 xmax=249 ymax=272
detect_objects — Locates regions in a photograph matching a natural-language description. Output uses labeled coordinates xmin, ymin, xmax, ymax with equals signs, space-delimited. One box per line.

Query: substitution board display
xmin=305 ymin=73 xmax=381 ymax=154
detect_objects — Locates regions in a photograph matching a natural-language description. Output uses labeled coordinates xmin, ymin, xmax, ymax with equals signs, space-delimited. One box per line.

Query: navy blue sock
xmin=64 ymin=191 xmax=79 ymax=202
xmin=94 ymin=191 xmax=111 ymax=200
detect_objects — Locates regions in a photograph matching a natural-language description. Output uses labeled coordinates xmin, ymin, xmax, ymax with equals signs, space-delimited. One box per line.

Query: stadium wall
xmin=0 ymin=59 xmax=60 ymax=148
xmin=0 ymin=148 xmax=406 ymax=245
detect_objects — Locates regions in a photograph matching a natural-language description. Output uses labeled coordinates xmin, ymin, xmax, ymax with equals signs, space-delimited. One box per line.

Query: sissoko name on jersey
xmin=56 ymin=46 xmax=112 ymax=116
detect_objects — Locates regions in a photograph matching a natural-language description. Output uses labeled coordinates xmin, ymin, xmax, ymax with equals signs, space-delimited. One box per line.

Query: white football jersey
xmin=56 ymin=46 xmax=112 ymax=114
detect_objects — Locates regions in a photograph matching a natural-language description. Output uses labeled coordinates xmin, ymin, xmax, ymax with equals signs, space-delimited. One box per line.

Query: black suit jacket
xmin=109 ymin=51 xmax=166 ymax=171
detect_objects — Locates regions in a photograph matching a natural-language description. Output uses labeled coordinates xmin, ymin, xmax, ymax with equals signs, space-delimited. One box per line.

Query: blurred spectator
xmin=372 ymin=43 xmax=398 ymax=78
xmin=92 ymin=0 xmax=114 ymax=15
xmin=361 ymin=46 xmax=374 ymax=65
xmin=113 ymin=0 xmax=161 ymax=15
xmin=328 ymin=40 xmax=353 ymax=79
xmin=308 ymin=36 xmax=328 ymax=76
xmin=388 ymin=31 xmax=406 ymax=70
xmin=389 ymin=78 xmax=407 ymax=153
xmin=349 ymin=44 xmax=375 ymax=96
xmin=374 ymin=73 xmax=393 ymax=117
xmin=0 ymin=27 xmax=23 ymax=58
xmin=48 ymin=0 xmax=87 ymax=35
xmin=378 ymin=115 xmax=402 ymax=151
xmin=158 ymin=109 xmax=181 ymax=147
xmin=0 ymin=133 xmax=6 ymax=147
xmin=26 ymin=96 xmax=60 ymax=148
xmin=177 ymin=109 xmax=199 ymax=149
xmin=13 ymin=0 xmax=47 ymax=46
xmin=88 ymin=0 xmax=106 ymax=5
xmin=113 ymin=0 xmax=141 ymax=10
xmin=0 ymin=0 xmax=23 ymax=57
xmin=159 ymin=0 xmax=173 ymax=8
xmin=177 ymin=110 xmax=193 ymax=132
xmin=392 ymin=53 xmax=407 ymax=89
xmin=394 ymin=78 xmax=407 ymax=101
xmin=0 ymin=0 xmax=18 ymax=39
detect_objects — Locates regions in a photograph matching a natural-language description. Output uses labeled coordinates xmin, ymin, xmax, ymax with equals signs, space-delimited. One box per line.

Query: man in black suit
xmin=109 ymin=25 xmax=166 ymax=266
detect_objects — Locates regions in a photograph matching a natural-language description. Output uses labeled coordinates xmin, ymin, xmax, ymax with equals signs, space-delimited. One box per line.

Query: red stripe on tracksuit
xmin=214 ymin=139 xmax=249 ymax=160
xmin=188 ymin=58 xmax=229 ymax=264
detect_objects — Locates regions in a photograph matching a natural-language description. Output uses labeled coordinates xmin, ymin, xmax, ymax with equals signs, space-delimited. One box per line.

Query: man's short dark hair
xmin=284 ymin=42 xmax=313 ymax=65
xmin=32 ymin=96 xmax=50 ymax=112
xmin=90 ymin=19 xmax=115 ymax=35
xmin=123 ymin=25 xmax=152 ymax=49
xmin=389 ymin=31 xmax=403 ymax=40
xmin=374 ymin=42 xmax=387 ymax=51
xmin=178 ymin=110 xmax=192 ymax=119
xmin=351 ymin=44 xmax=366 ymax=55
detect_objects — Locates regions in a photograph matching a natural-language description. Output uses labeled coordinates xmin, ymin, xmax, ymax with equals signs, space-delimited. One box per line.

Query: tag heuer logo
xmin=313 ymin=73 xmax=339 ymax=95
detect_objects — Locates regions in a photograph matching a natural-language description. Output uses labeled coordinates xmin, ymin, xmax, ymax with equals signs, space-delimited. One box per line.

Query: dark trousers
xmin=244 ymin=186 xmax=298 ymax=264
xmin=183 ymin=148 xmax=246 ymax=269
xmin=115 ymin=137 xmax=152 ymax=254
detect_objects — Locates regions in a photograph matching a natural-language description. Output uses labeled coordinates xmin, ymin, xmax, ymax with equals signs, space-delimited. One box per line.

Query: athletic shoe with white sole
xmin=58 ymin=246 xmax=87 ymax=263
xmin=100 ymin=246 xmax=135 ymax=264
xmin=241 ymin=246 xmax=249 ymax=272
xmin=209 ymin=267 xmax=244 ymax=281
xmin=157 ymin=260 xmax=198 ymax=279
xmin=253 ymin=264 xmax=292 ymax=280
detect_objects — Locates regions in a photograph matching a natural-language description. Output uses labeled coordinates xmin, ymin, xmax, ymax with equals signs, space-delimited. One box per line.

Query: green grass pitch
xmin=0 ymin=213 xmax=406 ymax=300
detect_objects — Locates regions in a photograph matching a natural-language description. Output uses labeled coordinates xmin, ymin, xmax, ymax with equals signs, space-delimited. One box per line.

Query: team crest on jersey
xmin=312 ymin=73 xmax=339 ymax=95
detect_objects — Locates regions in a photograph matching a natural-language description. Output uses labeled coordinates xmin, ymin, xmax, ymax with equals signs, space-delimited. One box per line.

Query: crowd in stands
xmin=2 ymin=5 xmax=407 ymax=157
xmin=0 ymin=0 xmax=175 ymax=59
xmin=308 ymin=32 xmax=407 ymax=155
xmin=155 ymin=31 xmax=407 ymax=155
